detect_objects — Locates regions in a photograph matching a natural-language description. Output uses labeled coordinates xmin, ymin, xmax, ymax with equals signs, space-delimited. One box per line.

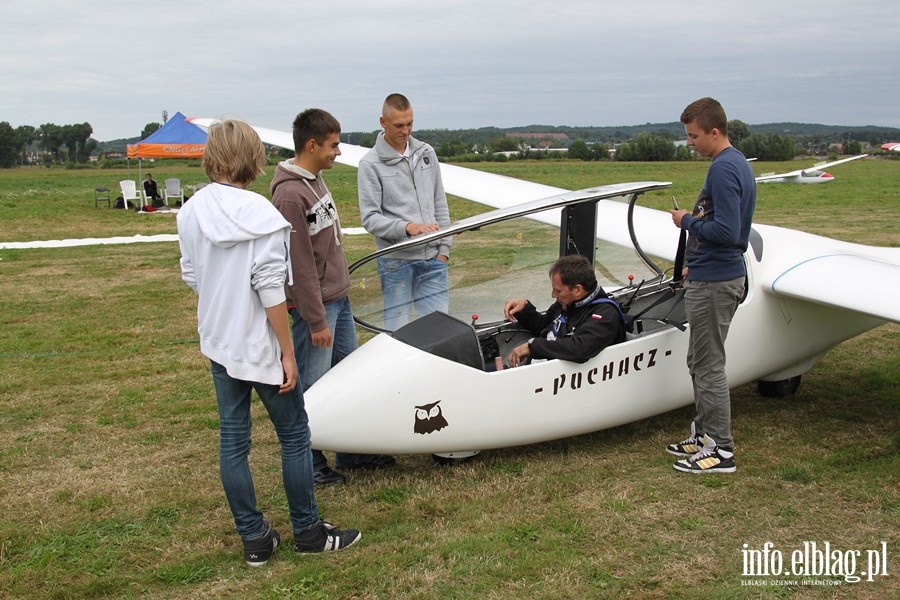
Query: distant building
xmin=505 ymin=132 xmax=570 ymax=151
xmin=506 ymin=132 xmax=570 ymax=142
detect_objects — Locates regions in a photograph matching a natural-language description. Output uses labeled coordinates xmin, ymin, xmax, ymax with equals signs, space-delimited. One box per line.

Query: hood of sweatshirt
xmin=270 ymin=159 xmax=317 ymax=194
xmin=190 ymin=183 xmax=290 ymax=248
xmin=374 ymin=132 xmax=426 ymax=165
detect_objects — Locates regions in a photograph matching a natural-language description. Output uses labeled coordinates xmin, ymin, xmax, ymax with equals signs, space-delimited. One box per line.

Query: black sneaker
xmin=294 ymin=520 xmax=362 ymax=553
xmin=314 ymin=466 xmax=346 ymax=486
xmin=243 ymin=519 xmax=281 ymax=567
xmin=336 ymin=454 xmax=396 ymax=471
xmin=666 ymin=422 xmax=703 ymax=457
xmin=673 ymin=435 xmax=736 ymax=474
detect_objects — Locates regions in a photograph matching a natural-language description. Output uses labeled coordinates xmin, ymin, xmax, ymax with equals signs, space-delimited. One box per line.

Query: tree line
xmin=0 ymin=122 xmax=97 ymax=167
xmin=610 ymin=120 xmax=806 ymax=162
xmin=2 ymin=117 xmax=891 ymax=169
xmin=408 ymin=119 xmax=869 ymax=162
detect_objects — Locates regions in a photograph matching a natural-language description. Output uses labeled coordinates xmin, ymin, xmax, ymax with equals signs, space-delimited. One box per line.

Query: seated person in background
xmin=143 ymin=174 xmax=162 ymax=206
xmin=503 ymin=255 xmax=626 ymax=368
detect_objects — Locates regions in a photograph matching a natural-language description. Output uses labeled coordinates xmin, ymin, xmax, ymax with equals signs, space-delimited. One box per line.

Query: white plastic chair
xmin=119 ymin=180 xmax=143 ymax=209
xmin=164 ymin=178 xmax=183 ymax=205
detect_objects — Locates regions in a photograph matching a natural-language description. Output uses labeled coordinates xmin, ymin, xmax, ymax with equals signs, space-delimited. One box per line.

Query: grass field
xmin=0 ymin=157 xmax=897 ymax=599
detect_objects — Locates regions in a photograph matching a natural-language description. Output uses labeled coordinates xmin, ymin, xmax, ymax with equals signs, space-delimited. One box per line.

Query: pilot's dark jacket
xmin=514 ymin=285 xmax=626 ymax=364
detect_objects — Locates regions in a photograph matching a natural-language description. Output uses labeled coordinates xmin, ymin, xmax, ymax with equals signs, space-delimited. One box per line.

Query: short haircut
xmin=680 ymin=97 xmax=728 ymax=137
xmin=383 ymin=93 xmax=411 ymax=116
xmin=292 ymin=108 xmax=341 ymax=153
xmin=550 ymin=255 xmax=597 ymax=290
xmin=202 ymin=120 xmax=267 ymax=186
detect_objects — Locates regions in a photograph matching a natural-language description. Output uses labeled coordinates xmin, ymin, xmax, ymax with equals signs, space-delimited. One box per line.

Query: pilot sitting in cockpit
xmin=503 ymin=255 xmax=627 ymax=368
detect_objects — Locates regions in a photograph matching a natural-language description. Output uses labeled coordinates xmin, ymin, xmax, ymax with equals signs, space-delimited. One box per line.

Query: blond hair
xmin=202 ymin=120 xmax=267 ymax=185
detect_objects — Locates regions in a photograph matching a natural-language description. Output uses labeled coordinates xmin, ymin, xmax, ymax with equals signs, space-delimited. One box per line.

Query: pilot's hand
xmin=507 ymin=343 xmax=531 ymax=368
xmin=504 ymin=298 xmax=528 ymax=321
xmin=406 ymin=222 xmax=440 ymax=236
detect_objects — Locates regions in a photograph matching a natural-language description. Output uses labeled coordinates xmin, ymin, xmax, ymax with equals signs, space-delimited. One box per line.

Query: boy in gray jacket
xmin=357 ymin=93 xmax=452 ymax=331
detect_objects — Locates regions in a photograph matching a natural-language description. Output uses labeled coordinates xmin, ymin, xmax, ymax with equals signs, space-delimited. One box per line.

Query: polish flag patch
xmin=591 ymin=314 xmax=604 ymax=320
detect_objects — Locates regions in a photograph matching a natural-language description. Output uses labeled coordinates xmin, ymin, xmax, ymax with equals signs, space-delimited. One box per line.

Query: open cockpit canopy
xmin=348 ymin=181 xmax=677 ymax=334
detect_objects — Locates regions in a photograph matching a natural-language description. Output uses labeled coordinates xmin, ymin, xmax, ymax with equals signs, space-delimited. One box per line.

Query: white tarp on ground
xmin=0 ymin=234 xmax=180 ymax=249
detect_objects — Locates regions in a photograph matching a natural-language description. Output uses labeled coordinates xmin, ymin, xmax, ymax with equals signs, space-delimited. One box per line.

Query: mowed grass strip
xmin=0 ymin=158 xmax=897 ymax=599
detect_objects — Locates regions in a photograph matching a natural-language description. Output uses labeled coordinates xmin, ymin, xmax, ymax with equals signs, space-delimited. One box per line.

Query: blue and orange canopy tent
xmin=126 ymin=111 xmax=206 ymax=159
xmin=126 ymin=111 xmax=206 ymax=183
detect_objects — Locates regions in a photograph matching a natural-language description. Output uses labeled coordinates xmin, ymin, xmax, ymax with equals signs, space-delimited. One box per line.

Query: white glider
xmin=188 ymin=118 xmax=898 ymax=457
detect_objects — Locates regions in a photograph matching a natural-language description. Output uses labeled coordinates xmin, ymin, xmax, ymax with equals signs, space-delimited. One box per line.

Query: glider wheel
xmin=757 ymin=375 xmax=802 ymax=398
xmin=432 ymin=451 xmax=480 ymax=466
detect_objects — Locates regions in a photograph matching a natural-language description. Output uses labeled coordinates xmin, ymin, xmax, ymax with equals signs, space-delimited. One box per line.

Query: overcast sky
xmin=2 ymin=1 xmax=898 ymax=141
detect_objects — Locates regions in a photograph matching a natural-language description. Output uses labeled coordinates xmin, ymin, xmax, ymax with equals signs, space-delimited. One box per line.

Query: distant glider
xmin=755 ymin=154 xmax=868 ymax=184
xmin=881 ymin=142 xmax=900 ymax=153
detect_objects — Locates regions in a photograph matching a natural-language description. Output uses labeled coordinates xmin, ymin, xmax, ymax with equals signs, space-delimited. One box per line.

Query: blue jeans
xmin=683 ymin=277 xmax=745 ymax=450
xmin=210 ymin=361 xmax=319 ymax=539
xmin=378 ymin=257 xmax=449 ymax=331
xmin=289 ymin=297 xmax=363 ymax=469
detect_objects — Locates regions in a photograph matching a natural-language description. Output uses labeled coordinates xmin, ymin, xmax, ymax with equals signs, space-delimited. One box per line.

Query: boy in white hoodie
xmin=177 ymin=120 xmax=361 ymax=566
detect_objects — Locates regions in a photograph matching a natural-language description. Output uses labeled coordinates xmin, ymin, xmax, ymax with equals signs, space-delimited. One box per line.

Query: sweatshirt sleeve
xmin=681 ymin=161 xmax=744 ymax=245
xmin=273 ymin=182 xmax=328 ymax=331
xmin=358 ymin=159 xmax=409 ymax=242
xmin=432 ymin=154 xmax=452 ymax=257
xmin=178 ymin=237 xmax=197 ymax=293
xmin=250 ymin=230 xmax=289 ymax=309
xmin=513 ymin=301 xmax=550 ymax=336
xmin=176 ymin=209 xmax=201 ymax=294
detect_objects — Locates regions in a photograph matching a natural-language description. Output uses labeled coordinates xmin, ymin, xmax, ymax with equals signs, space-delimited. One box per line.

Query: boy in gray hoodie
xmin=357 ymin=93 xmax=452 ymax=331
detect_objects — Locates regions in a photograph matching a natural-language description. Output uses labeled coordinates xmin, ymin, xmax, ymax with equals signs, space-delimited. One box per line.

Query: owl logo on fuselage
xmin=414 ymin=401 xmax=448 ymax=434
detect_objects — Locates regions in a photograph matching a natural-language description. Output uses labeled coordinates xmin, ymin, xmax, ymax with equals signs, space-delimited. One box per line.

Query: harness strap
xmin=672 ymin=227 xmax=687 ymax=284
xmin=629 ymin=288 xmax=687 ymax=331
xmin=590 ymin=298 xmax=630 ymax=331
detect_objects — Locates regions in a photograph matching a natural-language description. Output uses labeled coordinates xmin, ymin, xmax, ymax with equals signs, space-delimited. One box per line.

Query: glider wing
xmin=767 ymin=253 xmax=900 ymax=324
